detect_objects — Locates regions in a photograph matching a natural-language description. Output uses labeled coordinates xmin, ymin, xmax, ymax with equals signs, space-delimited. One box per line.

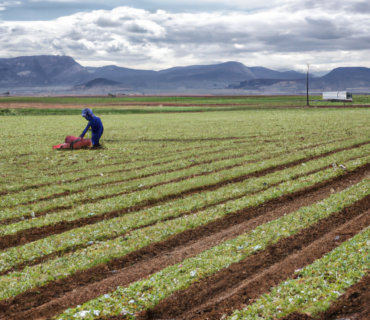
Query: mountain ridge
xmin=0 ymin=55 xmax=369 ymax=92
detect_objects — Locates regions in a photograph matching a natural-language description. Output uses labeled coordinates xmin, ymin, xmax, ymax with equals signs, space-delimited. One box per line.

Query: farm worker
xmin=79 ymin=108 xmax=104 ymax=148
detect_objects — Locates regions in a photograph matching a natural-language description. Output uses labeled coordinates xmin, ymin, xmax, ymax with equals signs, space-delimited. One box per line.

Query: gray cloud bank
xmin=0 ymin=1 xmax=369 ymax=72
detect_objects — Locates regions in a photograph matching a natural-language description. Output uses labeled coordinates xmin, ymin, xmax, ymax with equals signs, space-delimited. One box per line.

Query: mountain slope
xmin=248 ymin=67 xmax=311 ymax=80
xmin=310 ymin=67 xmax=370 ymax=90
xmin=0 ymin=55 xmax=91 ymax=87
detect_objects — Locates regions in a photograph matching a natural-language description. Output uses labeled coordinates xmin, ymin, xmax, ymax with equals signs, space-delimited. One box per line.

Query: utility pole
xmin=307 ymin=63 xmax=310 ymax=107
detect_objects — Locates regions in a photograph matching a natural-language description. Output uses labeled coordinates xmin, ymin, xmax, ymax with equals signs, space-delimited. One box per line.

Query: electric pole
xmin=307 ymin=63 xmax=310 ymax=107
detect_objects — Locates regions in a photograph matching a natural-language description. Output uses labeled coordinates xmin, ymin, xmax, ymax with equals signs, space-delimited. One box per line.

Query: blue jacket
xmin=80 ymin=116 xmax=104 ymax=146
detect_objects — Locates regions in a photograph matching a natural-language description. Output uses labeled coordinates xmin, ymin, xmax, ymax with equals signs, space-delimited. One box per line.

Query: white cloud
xmin=1 ymin=3 xmax=370 ymax=71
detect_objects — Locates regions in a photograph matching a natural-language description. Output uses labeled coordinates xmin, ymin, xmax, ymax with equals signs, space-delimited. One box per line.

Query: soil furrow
xmin=1 ymin=141 xmax=369 ymax=251
xmin=1 ymin=166 xmax=328 ymax=276
xmin=0 ymin=164 xmax=367 ymax=319
xmin=0 ymin=141 xmax=363 ymax=250
xmin=145 ymin=207 xmax=370 ymax=320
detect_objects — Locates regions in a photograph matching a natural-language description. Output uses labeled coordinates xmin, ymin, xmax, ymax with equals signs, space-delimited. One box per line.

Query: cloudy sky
xmin=0 ymin=0 xmax=369 ymax=73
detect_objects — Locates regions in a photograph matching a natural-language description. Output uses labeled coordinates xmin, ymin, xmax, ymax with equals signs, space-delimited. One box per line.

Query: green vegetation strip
xmin=0 ymin=106 xmax=279 ymax=117
xmin=0 ymin=136 xmax=336 ymax=219
xmin=0 ymin=130 xmax=353 ymax=189
xmin=53 ymin=171 xmax=370 ymax=320
xmin=228 ymin=228 xmax=370 ymax=319
xmin=1 ymin=139 xmax=366 ymax=234
xmin=1 ymin=130 xmax=336 ymax=197
xmin=0 ymin=138 xmax=295 ymax=209
xmin=1 ymin=138 xmax=260 ymax=191
xmin=1 ymin=145 xmax=369 ymax=272
xmin=1 ymin=156 xmax=369 ymax=302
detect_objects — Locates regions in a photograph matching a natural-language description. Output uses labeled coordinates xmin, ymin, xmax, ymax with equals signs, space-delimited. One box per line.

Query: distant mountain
xmin=0 ymin=55 xmax=91 ymax=87
xmin=85 ymin=61 xmax=258 ymax=89
xmin=310 ymin=67 xmax=370 ymax=90
xmin=158 ymin=61 xmax=258 ymax=82
xmin=2 ymin=55 xmax=370 ymax=93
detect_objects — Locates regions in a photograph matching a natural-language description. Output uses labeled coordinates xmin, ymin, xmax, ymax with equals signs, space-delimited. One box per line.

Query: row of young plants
xmin=228 ymin=225 xmax=370 ymax=319
xmin=1 ymin=144 xmax=370 ymax=272
xmin=3 ymin=129 xmax=300 ymax=190
xmin=0 ymin=139 xmax=253 ymax=193
xmin=0 ymin=139 xmax=337 ymax=223
xmin=1 ymin=138 xmax=367 ymax=235
xmin=1 ymin=138 xmax=259 ymax=191
xmin=1 ymin=155 xmax=369 ymax=302
xmin=0 ymin=135 xmax=365 ymax=222
xmin=5 ymin=125 xmax=332 ymax=177
xmin=0 ymin=128 xmax=353 ymax=193
xmin=3 ymin=128 xmax=340 ymax=202
xmin=0 ymin=137 xmax=297 ymax=209
xmin=52 ymin=172 xmax=370 ymax=320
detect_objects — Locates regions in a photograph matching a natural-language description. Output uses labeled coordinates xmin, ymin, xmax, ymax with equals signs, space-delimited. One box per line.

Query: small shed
xmin=323 ymin=91 xmax=353 ymax=102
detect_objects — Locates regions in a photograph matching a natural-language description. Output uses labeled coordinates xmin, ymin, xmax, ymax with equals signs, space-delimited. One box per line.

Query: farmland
xmin=1 ymin=103 xmax=370 ymax=320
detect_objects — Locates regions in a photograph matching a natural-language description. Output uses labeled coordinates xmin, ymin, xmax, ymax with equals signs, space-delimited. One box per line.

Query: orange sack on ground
xmin=52 ymin=136 xmax=92 ymax=149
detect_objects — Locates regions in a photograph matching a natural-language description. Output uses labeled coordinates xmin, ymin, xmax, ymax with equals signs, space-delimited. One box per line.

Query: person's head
xmin=82 ymin=108 xmax=94 ymax=121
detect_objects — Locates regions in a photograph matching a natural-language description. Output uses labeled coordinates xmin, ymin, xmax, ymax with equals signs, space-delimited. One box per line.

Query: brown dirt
xmin=0 ymin=164 xmax=368 ymax=320
xmin=1 ymin=166 xmax=327 ymax=276
xmin=144 ymin=208 xmax=370 ymax=320
xmin=281 ymin=313 xmax=314 ymax=320
xmin=0 ymin=140 xmax=363 ymax=251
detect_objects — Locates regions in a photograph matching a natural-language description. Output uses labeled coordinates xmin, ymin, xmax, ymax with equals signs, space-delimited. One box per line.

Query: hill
xmin=76 ymin=78 xmax=122 ymax=89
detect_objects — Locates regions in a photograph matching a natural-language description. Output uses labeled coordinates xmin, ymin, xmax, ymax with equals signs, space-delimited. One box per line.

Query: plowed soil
xmin=1 ymin=161 xmax=370 ymax=320
xmin=145 ymin=206 xmax=370 ymax=320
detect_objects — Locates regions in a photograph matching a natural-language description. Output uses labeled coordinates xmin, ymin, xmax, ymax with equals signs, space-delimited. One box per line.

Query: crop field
xmin=1 ymin=95 xmax=370 ymax=117
xmin=2 ymin=106 xmax=370 ymax=320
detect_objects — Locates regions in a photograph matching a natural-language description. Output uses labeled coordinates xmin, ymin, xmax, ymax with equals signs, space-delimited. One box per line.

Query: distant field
xmin=0 ymin=95 xmax=310 ymax=105
xmin=2 ymin=109 xmax=370 ymax=319
xmin=0 ymin=95 xmax=369 ymax=116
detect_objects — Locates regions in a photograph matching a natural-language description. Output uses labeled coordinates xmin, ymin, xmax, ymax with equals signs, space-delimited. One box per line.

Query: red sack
xmin=53 ymin=136 xmax=92 ymax=149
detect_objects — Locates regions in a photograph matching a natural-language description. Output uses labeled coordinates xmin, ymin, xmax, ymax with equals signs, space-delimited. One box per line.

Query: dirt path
xmin=1 ymin=163 xmax=368 ymax=320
